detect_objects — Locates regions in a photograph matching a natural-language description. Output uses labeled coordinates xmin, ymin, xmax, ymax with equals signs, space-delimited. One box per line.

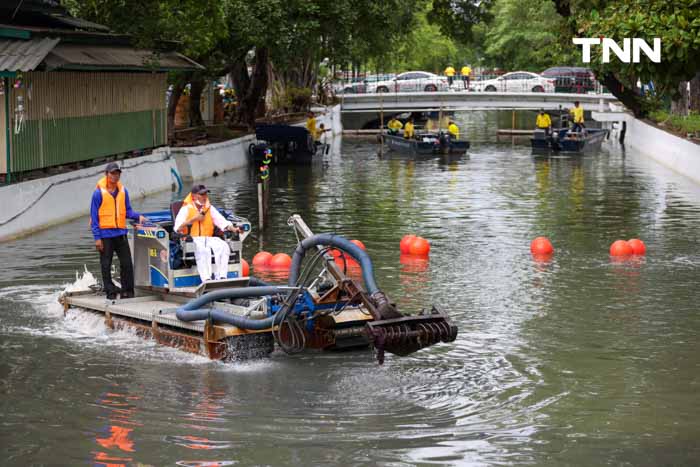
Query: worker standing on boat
xmin=387 ymin=117 xmax=403 ymax=135
xmin=460 ymin=65 xmax=471 ymax=90
xmin=535 ymin=109 xmax=552 ymax=135
xmin=570 ymin=101 xmax=585 ymax=134
xmin=447 ymin=120 xmax=460 ymax=139
xmin=174 ymin=185 xmax=240 ymax=282
xmin=444 ymin=65 xmax=456 ymax=88
xmin=403 ymin=117 xmax=415 ymax=139
xmin=306 ymin=112 xmax=319 ymax=140
xmin=90 ymin=162 xmax=147 ymax=300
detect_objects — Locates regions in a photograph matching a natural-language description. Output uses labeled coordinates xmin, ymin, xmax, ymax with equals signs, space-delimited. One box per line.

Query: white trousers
xmin=192 ymin=237 xmax=230 ymax=282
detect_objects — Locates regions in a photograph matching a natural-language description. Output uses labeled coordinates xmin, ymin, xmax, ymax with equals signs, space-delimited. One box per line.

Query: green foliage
xmin=62 ymin=0 xmax=227 ymax=58
xmin=649 ymin=110 xmax=700 ymax=135
xmin=482 ymin=0 xmax=576 ymax=71
xmin=572 ymin=0 xmax=700 ymax=98
xmin=378 ymin=6 xmax=475 ymax=73
xmin=428 ymin=0 xmax=494 ymax=44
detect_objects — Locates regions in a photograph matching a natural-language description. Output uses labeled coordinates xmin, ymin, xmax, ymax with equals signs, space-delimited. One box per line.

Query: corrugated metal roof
xmin=0 ymin=37 xmax=59 ymax=71
xmin=44 ymin=44 xmax=203 ymax=71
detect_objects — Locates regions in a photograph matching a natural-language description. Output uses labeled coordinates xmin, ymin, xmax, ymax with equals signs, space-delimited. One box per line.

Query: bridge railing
xmin=332 ymin=71 xmax=606 ymax=96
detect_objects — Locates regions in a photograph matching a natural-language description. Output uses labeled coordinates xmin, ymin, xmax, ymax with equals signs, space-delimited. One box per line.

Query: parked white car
xmin=372 ymin=71 xmax=449 ymax=93
xmin=474 ymin=71 xmax=555 ymax=93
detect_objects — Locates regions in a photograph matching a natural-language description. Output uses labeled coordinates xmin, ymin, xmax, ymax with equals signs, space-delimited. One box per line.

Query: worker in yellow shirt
xmin=570 ymin=101 xmax=585 ymax=134
xmin=444 ymin=65 xmax=456 ymax=88
xmin=447 ymin=120 xmax=460 ymax=139
xmin=403 ymin=117 xmax=415 ymax=139
xmin=460 ymin=65 xmax=472 ymax=90
xmin=535 ymin=109 xmax=552 ymax=135
xmin=306 ymin=112 xmax=319 ymax=140
xmin=387 ymin=116 xmax=403 ymax=135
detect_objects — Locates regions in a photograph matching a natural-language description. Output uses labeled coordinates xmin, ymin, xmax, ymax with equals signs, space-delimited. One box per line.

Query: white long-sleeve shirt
xmin=173 ymin=203 xmax=232 ymax=234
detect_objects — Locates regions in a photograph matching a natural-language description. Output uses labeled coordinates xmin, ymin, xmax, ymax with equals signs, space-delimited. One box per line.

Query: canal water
xmin=1 ymin=115 xmax=699 ymax=466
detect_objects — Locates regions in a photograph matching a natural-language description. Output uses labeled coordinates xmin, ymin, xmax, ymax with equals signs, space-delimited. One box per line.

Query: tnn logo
xmin=573 ymin=38 xmax=661 ymax=63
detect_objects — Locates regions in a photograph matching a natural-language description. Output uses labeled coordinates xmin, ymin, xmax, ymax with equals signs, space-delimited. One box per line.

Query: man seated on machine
xmin=173 ymin=184 xmax=239 ymax=282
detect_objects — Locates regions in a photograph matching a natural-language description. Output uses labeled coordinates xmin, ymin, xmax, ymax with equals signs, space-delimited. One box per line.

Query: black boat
xmin=384 ymin=132 xmax=470 ymax=156
xmin=531 ymin=128 xmax=609 ymax=154
xmin=249 ymin=124 xmax=326 ymax=164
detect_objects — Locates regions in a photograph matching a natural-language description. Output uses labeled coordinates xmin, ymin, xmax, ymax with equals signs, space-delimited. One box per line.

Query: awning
xmin=0 ymin=37 xmax=59 ymax=71
xmin=44 ymin=44 xmax=203 ymax=72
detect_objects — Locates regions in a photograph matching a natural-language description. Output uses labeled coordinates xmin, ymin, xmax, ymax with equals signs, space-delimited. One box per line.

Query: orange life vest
xmin=96 ymin=176 xmax=126 ymax=229
xmin=179 ymin=201 xmax=214 ymax=237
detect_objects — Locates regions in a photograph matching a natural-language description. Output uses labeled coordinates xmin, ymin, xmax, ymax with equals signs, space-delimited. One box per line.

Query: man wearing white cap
xmin=174 ymin=184 xmax=239 ymax=282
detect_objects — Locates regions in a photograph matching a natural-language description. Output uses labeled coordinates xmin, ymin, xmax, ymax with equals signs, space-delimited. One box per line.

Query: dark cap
xmin=105 ymin=162 xmax=122 ymax=173
xmin=539 ymin=108 xmax=545 ymax=112
xmin=191 ymin=184 xmax=209 ymax=195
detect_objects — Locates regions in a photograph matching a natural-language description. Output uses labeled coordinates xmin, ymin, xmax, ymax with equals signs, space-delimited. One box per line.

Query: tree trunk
xmin=239 ymin=48 xmax=269 ymax=130
xmin=189 ymin=76 xmax=206 ymax=127
xmin=671 ymin=81 xmax=689 ymax=116
xmin=688 ymin=73 xmax=700 ymax=113
xmin=600 ymin=73 xmax=645 ymax=117
xmin=167 ymin=74 xmax=189 ymax=142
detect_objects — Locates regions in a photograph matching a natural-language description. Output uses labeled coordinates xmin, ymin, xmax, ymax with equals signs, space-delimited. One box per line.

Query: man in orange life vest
xmin=90 ymin=163 xmax=147 ymax=300
xmin=173 ymin=184 xmax=239 ymax=282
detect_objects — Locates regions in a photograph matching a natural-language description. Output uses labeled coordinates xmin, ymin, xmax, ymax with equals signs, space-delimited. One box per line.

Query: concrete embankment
xmin=0 ymin=105 xmax=341 ymax=242
xmin=595 ymin=111 xmax=700 ymax=185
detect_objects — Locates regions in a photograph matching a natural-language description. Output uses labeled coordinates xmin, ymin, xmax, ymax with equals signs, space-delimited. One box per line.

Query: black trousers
xmin=99 ymin=235 xmax=134 ymax=295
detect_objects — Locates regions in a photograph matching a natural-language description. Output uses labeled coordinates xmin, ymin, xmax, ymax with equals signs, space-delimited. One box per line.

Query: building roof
xmin=0 ymin=37 xmax=58 ymax=71
xmin=0 ymin=38 xmax=202 ymax=72
xmin=44 ymin=44 xmax=202 ymax=72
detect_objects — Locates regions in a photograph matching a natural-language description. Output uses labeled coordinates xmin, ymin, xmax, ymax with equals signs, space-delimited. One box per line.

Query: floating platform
xmin=60 ymin=215 xmax=457 ymax=364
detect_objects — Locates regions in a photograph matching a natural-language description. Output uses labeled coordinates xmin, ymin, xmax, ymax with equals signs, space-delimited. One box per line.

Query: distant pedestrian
xmin=461 ymin=65 xmax=471 ymax=90
xmin=444 ymin=65 xmax=456 ymax=87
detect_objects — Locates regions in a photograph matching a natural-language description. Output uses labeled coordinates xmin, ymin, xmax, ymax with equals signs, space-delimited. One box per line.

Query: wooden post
xmin=257 ymin=182 xmax=264 ymax=231
xmin=378 ymin=92 xmax=384 ymax=155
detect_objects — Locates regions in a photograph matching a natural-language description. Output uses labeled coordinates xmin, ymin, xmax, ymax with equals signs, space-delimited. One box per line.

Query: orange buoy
xmin=252 ymin=251 xmax=273 ymax=267
xmin=610 ymin=240 xmax=633 ymax=256
xmin=400 ymin=235 xmax=417 ymax=254
xmin=627 ymin=238 xmax=646 ymax=255
xmin=350 ymin=239 xmax=366 ymax=250
xmin=409 ymin=236 xmax=430 ymax=256
xmin=241 ymin=258 xmax=250 ymax=277
xmin=530 ymin=237 xmax=554 ymax=255
xmin=269 ymin=253 xmax=292 ymax=269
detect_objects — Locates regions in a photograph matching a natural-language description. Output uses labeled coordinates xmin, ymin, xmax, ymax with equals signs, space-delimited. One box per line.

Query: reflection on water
xmin=1 ymin=128 xmax=700 ymax=465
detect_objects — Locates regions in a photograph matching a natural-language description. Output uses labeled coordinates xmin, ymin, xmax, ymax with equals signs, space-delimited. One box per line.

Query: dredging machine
xmin=60 ymin=213 xmax=457 ymax=364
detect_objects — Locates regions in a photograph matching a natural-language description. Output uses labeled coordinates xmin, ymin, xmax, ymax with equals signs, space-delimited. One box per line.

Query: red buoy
xmin=610 ymin=240 xmax=633 ymax=256
xmin=409 ymin=237 xmax=430 ymax=256
xmin=400 ymin=235 xmax=417 ymax=254
xmin=530 ymin=237 xmax=554 ymax=255
xmin=252 ymin=251 xmax=273 ymax=267
xmin=241 ymin=258 xmax=250 ymax=277
xmin=269 ymin=253 xmax=292 ymax=269
xmin=627 ymin=238 xmax=646 ymax=255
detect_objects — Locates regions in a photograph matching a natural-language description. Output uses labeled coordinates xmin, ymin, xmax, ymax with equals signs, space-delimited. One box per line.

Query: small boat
xmin=59 ymin=214 xmax=457 ymax=364
xmin=249 ymin=124 xmax=326 ymax=164
xmin=384 ymin=131 xmax=470 ymax=156
xmin=531 ymin=128 xmax=609 ymax=154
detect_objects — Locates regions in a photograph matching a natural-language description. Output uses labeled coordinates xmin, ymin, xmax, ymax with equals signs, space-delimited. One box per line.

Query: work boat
xmin=60 ymin=214 xmax=457 ymax=364
xmin=384 ymin=131 xmax=470 ymax=157
xmin=530 ymin=128 xmax=609 ymax=154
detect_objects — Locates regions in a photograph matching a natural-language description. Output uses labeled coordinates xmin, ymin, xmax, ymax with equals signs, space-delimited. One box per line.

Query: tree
xmin=554 ymin=0 xmax=700 ymax=117
xmin=481 ymin=0 xmax=576 ymax=71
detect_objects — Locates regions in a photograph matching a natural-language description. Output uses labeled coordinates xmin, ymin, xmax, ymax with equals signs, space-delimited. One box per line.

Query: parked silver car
xmin=372 ymin=71 xmax=448 ymax=93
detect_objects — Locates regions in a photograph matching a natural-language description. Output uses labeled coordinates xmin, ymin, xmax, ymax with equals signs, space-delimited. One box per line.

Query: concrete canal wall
xmin=595 ymin=111 xmax=700 ymax=186
xmin=0 ymin=105 xmax=342 ymax=242
xmin=0 ymin=149 xmax=176 ymax=242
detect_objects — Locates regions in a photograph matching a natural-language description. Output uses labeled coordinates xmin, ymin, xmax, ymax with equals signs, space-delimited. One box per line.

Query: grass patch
xmin=648 ymin=110 xmax=700 ymax=136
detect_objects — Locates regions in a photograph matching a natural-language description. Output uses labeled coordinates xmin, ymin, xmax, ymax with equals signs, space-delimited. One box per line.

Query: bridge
xmin=340 ymin=91 xmax=620 ymax=128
